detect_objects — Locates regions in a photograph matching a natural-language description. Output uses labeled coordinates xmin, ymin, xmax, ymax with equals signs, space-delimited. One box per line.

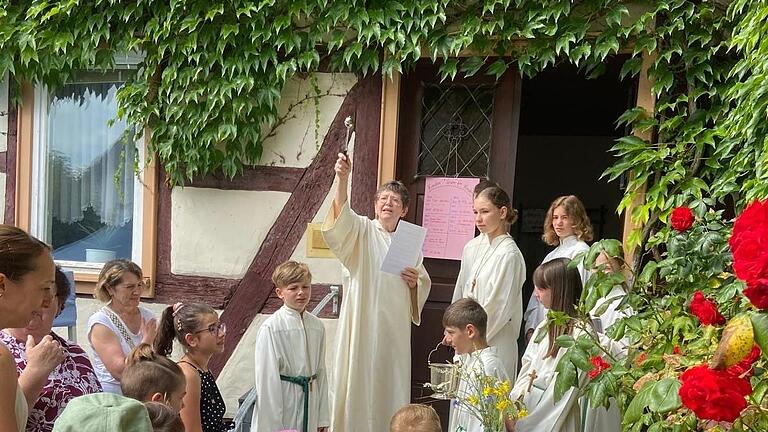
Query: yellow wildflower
xmin=467 ymin=395 xmax=479 ymax=406
xmin=518 ymin=409 xmax=529 ymax=418
xmin=496 ymin=400 xmax=510 ymax=411
xmin=483 ymin=387 xmax=492 ymax=397
xmin=499 ymin=380 xmax=511 ymax=394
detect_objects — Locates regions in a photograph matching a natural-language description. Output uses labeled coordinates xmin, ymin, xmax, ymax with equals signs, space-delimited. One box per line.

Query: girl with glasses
xmin=155 ymin=303 xmax=231 ymax=432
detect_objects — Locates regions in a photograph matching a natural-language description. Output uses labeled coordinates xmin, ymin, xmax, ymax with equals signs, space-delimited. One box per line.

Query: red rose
xmin=730 ymin=200 xmax=768 ymax=282
xmin=690 ymin=291 xmax=726 ymax=325
xmin=727 ymin=345 xmax=762 ymax=379
xmin=588 ymin=355 xmax=611 ymax=379
xmin=670 ymin=207 xmax=695 ymax=231
xmin=731 ymin=237 xmax=768 ymax=283
xmin=744 ymin=279 xmax=768 ymax=309
xmin=673 ymin=345 xmax=681 ymax=355
xmin=679 ymin=364 xmax=752 ymax=422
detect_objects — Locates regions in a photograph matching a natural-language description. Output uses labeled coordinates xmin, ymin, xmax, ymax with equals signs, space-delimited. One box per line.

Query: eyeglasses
xmin=193 ymin=322 xmax=226 ymax=336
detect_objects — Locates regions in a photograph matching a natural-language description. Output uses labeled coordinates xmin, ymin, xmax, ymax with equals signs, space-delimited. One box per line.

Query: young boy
xmin=443 ymin=298 xmax=509 ymax=432
xmin=252 ymin=261 xmax=330 ymax=432
xmin=390 ymin=404 xmax=442 ymax=432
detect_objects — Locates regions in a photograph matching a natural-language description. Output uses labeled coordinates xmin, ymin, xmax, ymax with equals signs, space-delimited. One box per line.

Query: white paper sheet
xmin=381 ymin=220 xmax=427 ymax=275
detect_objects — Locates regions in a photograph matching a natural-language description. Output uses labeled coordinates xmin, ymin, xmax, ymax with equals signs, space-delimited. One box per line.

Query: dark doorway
xmin=512 ymin=56 xmax=636 ymax=348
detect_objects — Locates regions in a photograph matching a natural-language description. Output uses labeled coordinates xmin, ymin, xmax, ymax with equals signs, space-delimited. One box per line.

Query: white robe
xmin=252 ymin=305 xmax=330 ymax=431
xmin=582 ymin=285 xmax=630 ymax=432
xmin=448 ymin=346 xmax=509 ymax=432
xmin=452 ymin=233 xmax=526 ymax=380
xmin=523 ymin=236 xmax=590 ymax=334
xmin=322 ymin=202 xmax=431 ymax=432
xmin=511 ymin=323 xmax=583 ymax=432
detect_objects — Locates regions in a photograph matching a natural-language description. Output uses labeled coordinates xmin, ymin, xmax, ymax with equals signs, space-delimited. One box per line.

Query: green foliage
xmin=0 ymin=0 xmax=679 ymax=185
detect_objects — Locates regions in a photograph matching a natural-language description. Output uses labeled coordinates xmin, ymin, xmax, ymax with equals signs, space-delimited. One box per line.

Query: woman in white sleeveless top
xmin=87 ymin=259 xmax=156 ymax=394
xmin=0 ymin=225 xmax=63 ymax=432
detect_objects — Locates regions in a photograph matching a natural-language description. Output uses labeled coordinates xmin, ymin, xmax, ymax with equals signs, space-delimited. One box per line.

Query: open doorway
xmin=512 ymin=56 xmax=636 ymax=350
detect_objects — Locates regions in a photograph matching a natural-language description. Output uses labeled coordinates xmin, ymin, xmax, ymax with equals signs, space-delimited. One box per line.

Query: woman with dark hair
xmin=0 ymin=225 xmax=58 ymax=432
xmin=1 ymin=266 xmax=102 ymax=431
xmin=509 ymin=258 xmax=584 ymax=432
xmin=452 ymin=182 xmax=526 ymax=380
xmin=523 ymin=195 xmax=593 ymax=340
xmin=87 ymin=259 xmax=156 ymax=394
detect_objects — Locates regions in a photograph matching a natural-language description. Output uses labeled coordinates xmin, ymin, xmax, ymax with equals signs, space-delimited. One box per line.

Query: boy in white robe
xmin=252 ymin=261 xmax=329 ymax=432
xmin=443 ymin=298 xmax=509 ymax=432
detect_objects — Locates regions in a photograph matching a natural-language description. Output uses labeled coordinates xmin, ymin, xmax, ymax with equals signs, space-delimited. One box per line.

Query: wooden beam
xmin=2 ymin=102 xmax=15 ymax=225
xmin=15 ymin=83 xmax=33 ymax=231
xmin=622 ymin=51 xmax=656 ymax=264
xmin=378 ymin=72 xmax=400 ymax=187
xmin=139 ymin=127 xmax=159 ymax=297
xmin=188 ymin=165 xmax=304 ymax=192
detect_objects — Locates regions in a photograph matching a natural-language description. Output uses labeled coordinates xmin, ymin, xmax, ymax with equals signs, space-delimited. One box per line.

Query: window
xmin=31 ymin=70 xmax=144 ymax=271
xmin=417 ymin=83 xmax=495 ymax=177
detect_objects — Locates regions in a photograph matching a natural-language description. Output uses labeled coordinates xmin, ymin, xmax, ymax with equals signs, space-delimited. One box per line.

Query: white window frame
xmin=30 ymin=64 xmax=145 ymax=274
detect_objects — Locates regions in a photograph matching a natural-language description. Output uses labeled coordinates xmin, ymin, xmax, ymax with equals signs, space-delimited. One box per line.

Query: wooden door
xmin=395 ymin=60 xmax=522 ymax=428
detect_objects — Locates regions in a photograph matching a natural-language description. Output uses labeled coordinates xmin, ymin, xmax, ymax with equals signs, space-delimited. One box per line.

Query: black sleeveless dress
xmin=179 ymin=361 xmax=232 ymax=432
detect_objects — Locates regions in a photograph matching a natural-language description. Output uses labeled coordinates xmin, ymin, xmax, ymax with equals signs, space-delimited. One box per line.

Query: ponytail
xmin=152 ymin=302 xmax=217 ymax=356
xmin=154 ymin=306 xmax=177 ymax=357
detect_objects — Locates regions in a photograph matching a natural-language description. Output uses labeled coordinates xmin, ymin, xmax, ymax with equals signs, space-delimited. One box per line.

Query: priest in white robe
xmin=252 ymin=304 xmax=330 ymax=432
xmin=322 ymin=153 xmax=431 ymax=432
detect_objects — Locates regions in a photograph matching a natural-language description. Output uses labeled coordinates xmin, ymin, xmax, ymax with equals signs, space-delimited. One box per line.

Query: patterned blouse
xmin=0 ymin=331 xmax=102 ymax=432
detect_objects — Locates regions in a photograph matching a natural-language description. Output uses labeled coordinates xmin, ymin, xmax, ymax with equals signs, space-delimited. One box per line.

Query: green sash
xmin=280 ymin=373 xmax=317 ymax=432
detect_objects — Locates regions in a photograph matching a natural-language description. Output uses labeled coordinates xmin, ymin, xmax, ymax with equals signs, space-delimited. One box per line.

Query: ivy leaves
xmin=0 ymin=0 xmax=645 ymax=185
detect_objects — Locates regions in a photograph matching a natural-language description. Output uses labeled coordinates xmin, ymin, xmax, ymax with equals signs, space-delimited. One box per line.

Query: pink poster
xmin=422 ymin=177 xmax=480 ymax=260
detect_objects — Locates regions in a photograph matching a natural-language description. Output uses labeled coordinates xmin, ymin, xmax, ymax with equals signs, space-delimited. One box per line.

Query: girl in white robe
xmin=582 ymin=251 xmax=632 ymax=432
xmin=322 ymin=153 xmax=432 ymax=432
xmin=452 ymin=184 xmax=526 ymax=380
xmin=511 ymin=258 xmax=585 ymax=432
xmin=524 ymin=195 xmax=593 ymax=340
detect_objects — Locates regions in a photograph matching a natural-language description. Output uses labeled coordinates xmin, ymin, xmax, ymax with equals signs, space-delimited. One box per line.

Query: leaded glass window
xmin=417 ymin=83 xmax=494 ymax=177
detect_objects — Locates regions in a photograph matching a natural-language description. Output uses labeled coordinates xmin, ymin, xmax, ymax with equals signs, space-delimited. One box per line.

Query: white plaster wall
xmin=170 ymin=188 xmax=290 ymax=278
xmin=259 ymin=73 xmax=357 ymax=168
xmin=216 ymin=313 xmax=339 ymax=418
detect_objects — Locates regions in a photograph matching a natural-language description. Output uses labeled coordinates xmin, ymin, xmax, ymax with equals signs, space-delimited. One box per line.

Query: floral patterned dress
xmin=0 ymin=331 xmax=102 ymax=432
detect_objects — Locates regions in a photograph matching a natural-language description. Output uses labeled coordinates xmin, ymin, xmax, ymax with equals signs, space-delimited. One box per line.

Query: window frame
xmin=16 ymin=54 xmax=157 ymax=297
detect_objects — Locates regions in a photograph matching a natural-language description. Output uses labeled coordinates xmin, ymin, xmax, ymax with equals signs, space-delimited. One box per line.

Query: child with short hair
xmin=389 ymin=404 xmax=441 ymax=432
xmin=443 ymin=298 xmax=509 ymax=432
xmin=252 ymin=261 xmax=329 ymax=432
xmin=121 ymin=343 xmax=186 ymax=412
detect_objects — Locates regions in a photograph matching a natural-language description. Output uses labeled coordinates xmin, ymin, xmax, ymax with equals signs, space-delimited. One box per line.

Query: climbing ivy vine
xmin=2 ymin=1 xmax=768 ymax=431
